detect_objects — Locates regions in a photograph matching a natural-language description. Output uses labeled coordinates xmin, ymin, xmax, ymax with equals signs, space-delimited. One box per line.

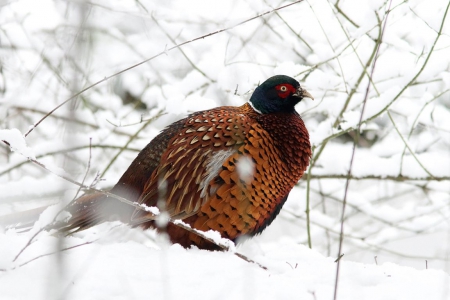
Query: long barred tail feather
xmin=55 ymin=193 xmax=135 ymax=233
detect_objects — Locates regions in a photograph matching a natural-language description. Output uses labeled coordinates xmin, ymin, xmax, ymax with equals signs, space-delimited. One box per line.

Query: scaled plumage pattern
xmin=63 ymin=75 xmax=313 ymax=250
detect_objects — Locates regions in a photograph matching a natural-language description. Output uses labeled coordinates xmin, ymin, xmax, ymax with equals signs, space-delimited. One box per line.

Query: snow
xmin=135 ymin=203 xmax=160 ymax=216
xmin=0 ymin=129 xmax=36 ymax=160
xmin=0 ymin=230 xmax=449 ymax=300
xmin=1 ymin=0 xmax=450 ymax=299
xmin=173 ymin=219 xmax=236 ymax=251
xmin=236 ymin=155 xmax=255 ymax=183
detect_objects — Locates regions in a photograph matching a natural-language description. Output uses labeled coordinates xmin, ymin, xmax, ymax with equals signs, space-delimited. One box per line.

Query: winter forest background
xmin=0 ymin=0 xmax=449 ymax=299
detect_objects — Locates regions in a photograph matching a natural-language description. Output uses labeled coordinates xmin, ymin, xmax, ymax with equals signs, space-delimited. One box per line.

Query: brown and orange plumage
xmin=62 ymin=75 xmax=313 ymax=250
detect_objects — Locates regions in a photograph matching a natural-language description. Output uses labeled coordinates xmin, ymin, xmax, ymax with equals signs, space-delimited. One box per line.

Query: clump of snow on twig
xmin=0 ymin=129 xmax=36 ymax=160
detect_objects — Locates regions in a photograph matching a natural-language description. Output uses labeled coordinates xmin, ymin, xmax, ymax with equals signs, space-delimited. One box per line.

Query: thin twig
xmin=15 ymin=240 xmax=98 ymax=270
xmin=399 ymin=89 xmax=449 ymax=173
xmin=151 ymin=14 xmax=215 ymax=82
xmin=0 ymin=144 xmax=140 ymax=179
xmin=387 ymin=110 xmax=436 ymax=179
xmin=334 ymin=3 xmax=359 ymax=28
xmin=76 ymin=138 xmax=93 ymax=198
xmin=269 ymin=3 xmax=313 ymax=51
xmin=12 ymin=227 xmax=47 ymax=262
xmin=305 ymin=146 xmax=314 ymax=249
xmin=333 ymin=2 xmax=393 ymax=299
xmin=306 ymin=174 xmax=449 ymax=181
xmin=100 ymin=110 xmax=164 ymax=178
xmin=307 ymin=1 xmax=349 ymax=95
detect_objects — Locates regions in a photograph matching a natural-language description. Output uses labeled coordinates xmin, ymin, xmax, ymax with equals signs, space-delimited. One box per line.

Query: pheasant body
xmin=64 ymin=75 xmax=313 ymax=250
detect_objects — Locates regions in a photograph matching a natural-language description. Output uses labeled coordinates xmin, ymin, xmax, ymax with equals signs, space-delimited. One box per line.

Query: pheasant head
xmin=249 ymin=75 xmax=314 ymax=114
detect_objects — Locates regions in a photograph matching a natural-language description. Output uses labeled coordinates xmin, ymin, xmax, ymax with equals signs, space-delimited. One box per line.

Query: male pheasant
xmin=61 ymin=75 xmax=313 ymax=250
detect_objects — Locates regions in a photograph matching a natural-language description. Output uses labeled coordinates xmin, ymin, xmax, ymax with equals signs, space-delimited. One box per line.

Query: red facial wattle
xmin=275 ymin=83 xmax=296 ymax=98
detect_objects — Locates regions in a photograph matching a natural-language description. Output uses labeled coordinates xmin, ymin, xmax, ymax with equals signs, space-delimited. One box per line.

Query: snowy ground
xmin=1 ymin=0 xmax=450 ymax=299
xmin=1 ymin=224 xmax=449 ymax=300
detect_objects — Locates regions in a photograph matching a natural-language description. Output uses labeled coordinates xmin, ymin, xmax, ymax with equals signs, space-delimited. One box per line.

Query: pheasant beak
xmin=299 ymin=88 xmax=314 ymax=100
xmin=293 ymin=87 xmax=314 ymax=100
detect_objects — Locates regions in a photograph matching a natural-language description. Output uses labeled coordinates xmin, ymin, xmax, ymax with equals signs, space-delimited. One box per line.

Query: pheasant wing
xmin=131 ymin=106 xmax=251 ymax=223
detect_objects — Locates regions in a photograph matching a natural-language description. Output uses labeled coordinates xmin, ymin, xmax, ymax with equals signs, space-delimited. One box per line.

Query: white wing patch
xmin=199 ymin=149 xmax=236 ymax=198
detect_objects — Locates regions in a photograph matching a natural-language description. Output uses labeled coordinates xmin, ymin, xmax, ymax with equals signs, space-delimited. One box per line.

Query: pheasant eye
xmin=280 ymin=86 xmax=287 ymax=92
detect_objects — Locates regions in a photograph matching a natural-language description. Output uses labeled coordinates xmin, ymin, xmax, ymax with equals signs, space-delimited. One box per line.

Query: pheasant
xmin=59 ymin=75 xmax=313 ymax=250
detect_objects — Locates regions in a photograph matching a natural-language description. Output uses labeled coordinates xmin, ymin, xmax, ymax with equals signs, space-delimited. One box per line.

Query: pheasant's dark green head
xmin=249 ymin=75 xmax=314 ymax=114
